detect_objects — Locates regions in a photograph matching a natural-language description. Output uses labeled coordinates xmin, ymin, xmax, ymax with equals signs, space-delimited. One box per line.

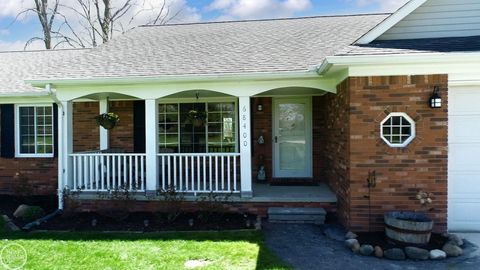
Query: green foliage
xmin=22 ymin=206 xmax=45 ymax=222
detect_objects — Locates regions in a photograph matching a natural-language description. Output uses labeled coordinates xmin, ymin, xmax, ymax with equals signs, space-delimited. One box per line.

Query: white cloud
xmin=350 ymin=0 xmax=410 ymax=12
xmin=207 ymin=0 xmax=312 ymax=20
xmin=0 ymin=39 xmax=45 ymax=51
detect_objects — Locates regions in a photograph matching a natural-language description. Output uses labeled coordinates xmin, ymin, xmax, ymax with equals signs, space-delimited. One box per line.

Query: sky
xmin=0 ymin=0 xmax=410 ymax=51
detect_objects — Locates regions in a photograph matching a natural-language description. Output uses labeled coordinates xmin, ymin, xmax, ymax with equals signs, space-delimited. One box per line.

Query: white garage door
xmin=449 ymin=86 xmax=480 ymax=231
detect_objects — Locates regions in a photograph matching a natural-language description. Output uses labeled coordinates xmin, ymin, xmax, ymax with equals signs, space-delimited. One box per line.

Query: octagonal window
xmin=380 ymin=113 xmax=416 ymax=147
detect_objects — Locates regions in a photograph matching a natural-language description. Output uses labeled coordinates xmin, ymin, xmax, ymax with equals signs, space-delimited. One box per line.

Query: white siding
xmin=379 ymin=0 xmax=480 ymax=40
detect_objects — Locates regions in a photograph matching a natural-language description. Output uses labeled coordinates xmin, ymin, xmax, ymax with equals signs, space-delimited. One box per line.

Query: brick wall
xmin=73 ymin=102 xmax=100 ymax=152
xmin=0 ymin=158 xmax=57 ymax=195
xmin=109 ymin=101 xmax=134 ymax=152
xmin=324 ymin=75 xmax=448 ymax=232
xmin=321 ymin=80 xmax=351 ymax=229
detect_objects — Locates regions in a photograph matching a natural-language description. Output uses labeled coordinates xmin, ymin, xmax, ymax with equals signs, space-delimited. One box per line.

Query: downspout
xmin=47 ymin=83 xmax=65 ymax=211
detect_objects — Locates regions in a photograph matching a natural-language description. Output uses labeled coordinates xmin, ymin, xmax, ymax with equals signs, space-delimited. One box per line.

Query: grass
xmin=0 ymin=230 xmax=290 ymax=270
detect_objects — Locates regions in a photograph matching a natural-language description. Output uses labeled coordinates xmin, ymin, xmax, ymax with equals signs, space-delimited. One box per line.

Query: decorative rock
xmin=345 ymin=239 xmax=359 ymax=249
xmin=430 ymin=249 xmax=447 ymax=260
xmin=405 ymin=246 xmax=429 ymax=260
xmin=384 ymin=248 xmax=406 ymax=260
xmin=448 ymin=234 xmax=464 ymax=247
xmin=13 ymin=204 xmax=31 ymax=218
xmin=345 ymin=231 xmax=358 ymax=239
xmin=360 ymin=245 xmax=374 ymax=256
xmin=374 ymin=246 xmax=383 ymax=258
xmin=442 ymin=243 xmax=463 ymax=257
xmin=351 ymin=242 xmax=360 ymax=253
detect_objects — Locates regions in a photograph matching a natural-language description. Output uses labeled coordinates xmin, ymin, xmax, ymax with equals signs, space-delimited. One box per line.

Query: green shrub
xmin=22 ymin=206 xmax=45 ymax=222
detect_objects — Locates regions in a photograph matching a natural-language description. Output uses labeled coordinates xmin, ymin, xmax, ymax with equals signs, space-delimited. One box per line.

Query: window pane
xmin=19 ymin=106 xmax=53 ymax=155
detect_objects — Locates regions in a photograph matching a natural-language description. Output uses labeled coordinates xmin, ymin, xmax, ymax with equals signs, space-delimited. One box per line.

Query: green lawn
xmin=0 ymin=229 xmax=289 ymax=270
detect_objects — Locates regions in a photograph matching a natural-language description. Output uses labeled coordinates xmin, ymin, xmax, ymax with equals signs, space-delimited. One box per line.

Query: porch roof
xmin=29 ymin=14 xmax=388 ymax=81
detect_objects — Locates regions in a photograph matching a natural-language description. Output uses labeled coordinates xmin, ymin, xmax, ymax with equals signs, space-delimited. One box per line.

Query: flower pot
xmin=100 ymin=121 xmax=116 ymax=130
xmin=384 ymin=211 xmax=434 ymax=245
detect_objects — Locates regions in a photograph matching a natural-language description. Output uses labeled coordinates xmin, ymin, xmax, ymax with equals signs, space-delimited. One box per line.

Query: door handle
xmin=274 ymin=136 xmax=278 ymax=143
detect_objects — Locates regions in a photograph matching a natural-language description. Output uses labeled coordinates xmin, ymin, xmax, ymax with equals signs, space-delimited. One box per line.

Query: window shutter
xmin=0 ymin=104 xmax=15 ymax=158
xmin=53 ymin=103 xmax=59 ymax=157
xmin=133 ymin=101 xmax=146 ymax=153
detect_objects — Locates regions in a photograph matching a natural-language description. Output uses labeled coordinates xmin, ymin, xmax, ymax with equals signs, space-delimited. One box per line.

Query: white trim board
xmin=356 ymin=0 xmax=428 ymax=44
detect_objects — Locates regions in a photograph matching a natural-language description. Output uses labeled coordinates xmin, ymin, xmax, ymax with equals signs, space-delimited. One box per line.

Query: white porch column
xmin=239 ymin=96 xmax=253 ymax=198
xmin=60 ymin=101 xmax=73 ymax=191
xmin=99 ymin=98 xmax=109 ymax=150
xmin=145 ymin=99 xmax=159 ymax=194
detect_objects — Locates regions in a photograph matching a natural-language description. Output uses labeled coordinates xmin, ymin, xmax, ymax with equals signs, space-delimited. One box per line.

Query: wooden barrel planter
xmin=384 ymin=211 xmax=434 ymax=245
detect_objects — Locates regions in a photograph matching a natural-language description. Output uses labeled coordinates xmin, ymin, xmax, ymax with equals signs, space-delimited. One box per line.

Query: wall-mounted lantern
xmin=429 ymin=86 xmax=442 ymax=108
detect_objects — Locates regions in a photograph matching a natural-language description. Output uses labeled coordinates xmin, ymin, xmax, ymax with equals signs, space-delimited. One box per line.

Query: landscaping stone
xmin=345 ymin=231 xmax=358 ymax=239
xmin=345 ymin=239 xmax=359 ymax=249
xmin=384 ymin=248 xmax=406 ymax=260
xmin=324 ymin=224 xmax=347 ymax=241
xmin=351 ymin=242 xmax=360 ymax=253
xmin=442 ymin=243 xmax=463 ymax=257
xmin=374 ymin=246 xmax=383 ymax=258
xmin=13 ymin=204 xmax=31 ymax=218
xmin=2 ymin=215 xmax=20 ymax=232
xmin=359 ymin=245 xmax=374 ymax=256
xmin=429 ymin=249 xmax=447 ymax=260
xmin=405 ymin=246 xmax=429 ymax=260
xmin=448 ymin=234 xmax=464 ymax=246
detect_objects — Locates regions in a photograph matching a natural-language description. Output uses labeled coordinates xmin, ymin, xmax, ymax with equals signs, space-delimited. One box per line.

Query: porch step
xmin=268 ymin=207 xmax=326 ymax=224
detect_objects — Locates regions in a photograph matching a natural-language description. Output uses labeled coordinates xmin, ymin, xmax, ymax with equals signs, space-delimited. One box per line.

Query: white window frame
xmin=157 ymin=97 xmax=239 ymax=153
xmin=380 ymin=112 xmax=416 ymax=148
xmin=15 ymin=104 xmax=55 ymax=158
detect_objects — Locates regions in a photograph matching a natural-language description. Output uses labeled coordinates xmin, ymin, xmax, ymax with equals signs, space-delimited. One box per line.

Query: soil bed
xmin=36 ymin=212 xmax=257 ymax=232
xmin=357 ymin=231 xmax=448 ymax=250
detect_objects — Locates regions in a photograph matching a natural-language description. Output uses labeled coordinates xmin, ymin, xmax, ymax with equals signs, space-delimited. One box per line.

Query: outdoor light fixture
xmin=429 ymin=86 xmax=442 ymax=108
xmin=257 ymin=104 xmax=263 ymax=111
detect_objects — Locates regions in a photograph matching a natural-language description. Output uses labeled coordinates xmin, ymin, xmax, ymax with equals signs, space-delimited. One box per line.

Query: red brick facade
xmin=0 ymin=75 xmax=449 ymax=232
xmin=323 ymin=75 xmax=448 ymax=232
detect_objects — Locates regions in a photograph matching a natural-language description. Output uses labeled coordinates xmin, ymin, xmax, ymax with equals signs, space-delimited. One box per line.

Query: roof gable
xmin=358 ymin=0 xmax=480 ymax=44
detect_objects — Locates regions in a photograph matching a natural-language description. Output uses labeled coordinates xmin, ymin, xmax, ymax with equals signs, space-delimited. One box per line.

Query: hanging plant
xmin=95 ymin=112 xmax=120 ymax=130
xmin=187 ymin=109 xmax=206 ymax=127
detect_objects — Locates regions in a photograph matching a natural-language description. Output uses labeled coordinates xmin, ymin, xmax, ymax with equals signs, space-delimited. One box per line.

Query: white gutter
xmin=47 ymin=84 xmax=64 ymax=211
xmin=25 ymin=70 xmax=323 ymax=87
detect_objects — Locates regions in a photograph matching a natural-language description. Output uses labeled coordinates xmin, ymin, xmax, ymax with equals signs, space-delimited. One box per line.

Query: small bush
xmin=23 ymin=206 xmax=45 ymax=222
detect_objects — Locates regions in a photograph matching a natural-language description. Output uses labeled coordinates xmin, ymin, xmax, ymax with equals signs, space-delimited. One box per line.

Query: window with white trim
xmin=380 ymin=112 xmax=416 ymax=148
xmin=16 ymin=105 xmax=54 ymax=157
xmin=158 ymin=101 xmax=237 ymax=153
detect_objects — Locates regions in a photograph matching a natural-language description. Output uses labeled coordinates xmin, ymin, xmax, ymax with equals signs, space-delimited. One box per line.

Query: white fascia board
xmin=25 ymin=70 xmax=322 ymax=88
xmin=356 ymin=0 xmax=428 ymax=44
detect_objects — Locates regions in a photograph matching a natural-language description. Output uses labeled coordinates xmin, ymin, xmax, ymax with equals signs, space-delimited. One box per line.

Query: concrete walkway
xmin=263 ymin=222 xmax=480 ymax=270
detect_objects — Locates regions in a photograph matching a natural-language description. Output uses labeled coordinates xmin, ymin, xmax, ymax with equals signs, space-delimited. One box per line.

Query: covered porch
xmin=53 ymin=75 xmax=339 ymax=204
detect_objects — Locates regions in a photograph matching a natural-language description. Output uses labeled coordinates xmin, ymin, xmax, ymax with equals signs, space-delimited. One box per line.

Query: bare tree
xmin=8 ymin=0 xmax=183 ymax=50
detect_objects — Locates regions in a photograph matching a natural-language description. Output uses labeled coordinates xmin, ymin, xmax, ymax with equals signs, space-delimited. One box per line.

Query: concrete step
xmin=268 ymin=207 xmax=326 ymax=224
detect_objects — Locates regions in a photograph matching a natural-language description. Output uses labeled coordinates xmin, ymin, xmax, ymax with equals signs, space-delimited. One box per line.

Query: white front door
xmin=449 ymin=85 xmax=480 ymax=231
xmin=273 ymin=97 xmax=312 ymax=178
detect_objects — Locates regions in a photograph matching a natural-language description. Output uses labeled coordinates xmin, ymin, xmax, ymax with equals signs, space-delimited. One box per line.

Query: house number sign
xmin=241 ymin=105 xmax=248 ymax=147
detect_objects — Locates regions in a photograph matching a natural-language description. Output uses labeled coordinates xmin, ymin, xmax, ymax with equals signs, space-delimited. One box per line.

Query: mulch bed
xmin=356 ymin=231 xmax=448 ymax=250
xmin=36 ymin=211 xmax=257 ymax=232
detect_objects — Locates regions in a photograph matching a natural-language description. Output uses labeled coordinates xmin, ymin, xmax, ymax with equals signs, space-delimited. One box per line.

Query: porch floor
xmin=245 ymin=183 xmax=337 ymax=203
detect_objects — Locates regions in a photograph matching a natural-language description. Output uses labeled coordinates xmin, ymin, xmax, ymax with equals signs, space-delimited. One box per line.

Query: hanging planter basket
xmin=95 ymin=112 xmax=120 ymax=130
xmin=187 ymin=109 xmax=206 ymax=127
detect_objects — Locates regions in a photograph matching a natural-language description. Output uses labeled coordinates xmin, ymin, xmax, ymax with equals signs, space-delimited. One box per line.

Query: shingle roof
xmin=0 ymin=49 xmax=88 ymax=95
xmin=336 ymin=35 xmax=480 ymax=56
xmin=32 ymin=14 xmax=389 ymax=80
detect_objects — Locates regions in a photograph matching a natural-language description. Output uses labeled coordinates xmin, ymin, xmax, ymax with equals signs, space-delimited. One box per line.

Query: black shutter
xmin=0 ymin=104 xmax=15 ymax=158
xmin=53 ymin=103 xmax=59 ymax=157
xmin=133 ymin=100 xmax=146 ymax=153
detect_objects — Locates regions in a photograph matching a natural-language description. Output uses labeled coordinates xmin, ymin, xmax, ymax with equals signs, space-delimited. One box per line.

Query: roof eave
xmin=25 ymin=70 xmax=323 ymax=88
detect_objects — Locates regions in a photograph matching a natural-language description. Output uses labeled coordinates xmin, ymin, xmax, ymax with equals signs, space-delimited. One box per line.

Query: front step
xmin=268 ymin=207 xmax=326 ymax=224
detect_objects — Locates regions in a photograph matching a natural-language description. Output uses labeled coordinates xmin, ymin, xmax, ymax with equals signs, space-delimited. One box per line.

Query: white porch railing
xmin=157 ymin=153 xmax=240 ymax=195
xmin=70 ymin=152 xmax=147 ymax=192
